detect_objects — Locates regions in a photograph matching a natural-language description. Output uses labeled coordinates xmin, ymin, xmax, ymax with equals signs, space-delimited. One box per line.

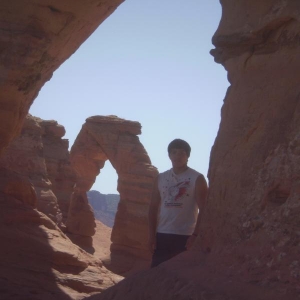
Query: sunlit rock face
xmin=0 ymin=114 xmax=78 ymax=226
xmin=0 ymin=114 xmax=63 ymax=224
xmin=0 ymin=0 xmax=124 ymax=157
xmin=90 ymin=1 xmax=300 ymax=299
xmin=70 ymin=116 xmax=158 ymax=263
xmin=39 ymin=119 xmax=77 ymax=223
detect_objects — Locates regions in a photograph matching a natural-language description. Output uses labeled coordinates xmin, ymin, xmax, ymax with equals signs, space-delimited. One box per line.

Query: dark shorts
xmin=151 ymin=232 xmax=190 ymax=268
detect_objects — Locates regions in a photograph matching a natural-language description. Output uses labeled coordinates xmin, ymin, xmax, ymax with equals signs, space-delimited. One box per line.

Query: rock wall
xmin=66 ymin=187 xmax=97 ymax=253
xmin=0 ymin=0 xmax=125 ymax=298
xmin=0 ymin=114 xmax=63 ymax=224
xmin=204 ymin=0 xmax=300 ymax=291
xmin=0 ymin=114 xmax=78 ymax=226
xmin=0 ymin=113 xmax=96 ymax=252
xmin=39 ymin=119 xmax=77 ymax=223
xmin=70 ymin=115 xmax=158 ymax=260
xmin=0 ymin=167 xmax=122 ymax=300
xmin=88 ymin=1 xmax=300 ymax=299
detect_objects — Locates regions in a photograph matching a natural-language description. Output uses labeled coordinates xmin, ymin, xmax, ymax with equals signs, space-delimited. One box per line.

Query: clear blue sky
xmin=30 ymin=0 xmax=228 ymax=194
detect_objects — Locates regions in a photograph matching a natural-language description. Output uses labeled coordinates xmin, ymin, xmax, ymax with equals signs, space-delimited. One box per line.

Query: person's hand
xmin=185 ymin=234 xmax=197 ymax=250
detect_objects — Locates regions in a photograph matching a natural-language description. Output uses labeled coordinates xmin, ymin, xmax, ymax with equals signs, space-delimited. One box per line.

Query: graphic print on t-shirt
xmin=164 ymin=180 xmax=190 ymax=208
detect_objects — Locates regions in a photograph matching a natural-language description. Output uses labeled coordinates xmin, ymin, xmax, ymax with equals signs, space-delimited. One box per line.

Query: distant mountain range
xmin=87 ymin=190 xmax=120 ymax=228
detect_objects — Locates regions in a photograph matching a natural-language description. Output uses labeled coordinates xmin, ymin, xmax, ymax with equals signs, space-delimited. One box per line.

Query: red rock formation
xmin=0 ymin=114 xmax=63 ymax=224
xmin=202 ymin=0 xmax=300 ymax=295
xmin=0 ymin=168 xmax=37 ymax=208
xmin=0 ymin=1 xmax=126 ymax=298
xmin=70 ymin=116 xmax=158 ymax=267
xmin=66 ymin=187 xmax=97 ymax=253
xmin=2 ymin=0 xmax=300 ymax=298
xmin=39 ymin=119 xmax=77 ymax=223
xmin=0 ymin=0 xmax=124 ymax=156
xmin=0 ymin=169 xmax=121 ymax=300
xmin=87 ymin=1 xmax=300 ymax=299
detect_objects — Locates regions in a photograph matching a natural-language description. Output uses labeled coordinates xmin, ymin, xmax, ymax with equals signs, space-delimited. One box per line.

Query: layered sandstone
xmin=39 ymin=119 xmax=77 ymax=223
xmin=0 ymin=168 xmax=122 ymax=300
xmin=0 ymin=1 xmax=126 ymax=298
xmin=70 ymin=116 xmax=158 ymax=266
xmin=0 ymin=0 xmax=124 ymax=157
xmin=2 ymin=0 xmax=300 ymax=299
xmin=89 ymin=1 xmax=300 ymax=299
xmin=0 ymin=114 xmax=62 ymax=224
xmin=66 ymin=187 xmax=97 ymax=254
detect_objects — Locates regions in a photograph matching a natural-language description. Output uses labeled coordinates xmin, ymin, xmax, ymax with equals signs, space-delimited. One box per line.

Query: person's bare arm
xmin=148 ymin=176 xmax=161 ymax=252
xmin=186 ymin=174 xmax=208 ymax=250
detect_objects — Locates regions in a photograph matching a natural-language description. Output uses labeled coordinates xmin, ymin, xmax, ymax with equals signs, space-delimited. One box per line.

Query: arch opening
xmin=69 ymin=115 xmax=158 ymax=264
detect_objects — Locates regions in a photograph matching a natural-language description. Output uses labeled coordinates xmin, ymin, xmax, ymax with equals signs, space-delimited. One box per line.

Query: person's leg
xmin=168 ymin=234 xmax=190 ymax=258
xmin=151 ymin=233 xmax=190 ymax=268
xmin=151 ymin=233 xmax=169 ymax=268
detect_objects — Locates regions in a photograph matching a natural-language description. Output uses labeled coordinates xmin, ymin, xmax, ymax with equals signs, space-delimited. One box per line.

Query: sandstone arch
xmin=70 ymin=115 xmax=158 ymax=259
xmin=0 ymin=0 xmax=124 ymax=157
xmin=0 ymin=1 xmax=128 ymax=298
xmin=2 ymin=0 xmax=300 ymax=298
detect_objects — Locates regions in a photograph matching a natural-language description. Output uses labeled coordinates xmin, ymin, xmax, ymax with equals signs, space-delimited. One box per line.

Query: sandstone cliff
xmin=39 ymin=119 xmax=77 ymax=223
xmin=0 ymin=114 xmax=63 ymax=224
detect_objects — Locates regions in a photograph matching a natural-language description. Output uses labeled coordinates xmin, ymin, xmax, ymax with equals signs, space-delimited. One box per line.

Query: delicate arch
xmin=70 ymin=115 xmax=158 ymax=258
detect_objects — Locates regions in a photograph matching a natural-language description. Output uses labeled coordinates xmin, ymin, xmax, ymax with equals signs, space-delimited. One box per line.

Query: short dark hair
xmin=167 ymin=139 xmax=191 ymax=157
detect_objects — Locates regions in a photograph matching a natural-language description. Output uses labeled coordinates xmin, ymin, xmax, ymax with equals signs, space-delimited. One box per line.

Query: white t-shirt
xmin=157 ymin=167 xmax=201 ymax=235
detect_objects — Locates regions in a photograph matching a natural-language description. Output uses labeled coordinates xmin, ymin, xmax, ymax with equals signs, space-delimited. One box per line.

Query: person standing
xmin=148 ymin=139 xmax=208 ymax=267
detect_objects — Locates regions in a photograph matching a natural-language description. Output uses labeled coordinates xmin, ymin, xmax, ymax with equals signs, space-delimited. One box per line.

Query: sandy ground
xmin=92 ymin=220 xmax=113 ymax=259
xmin=92 ymin=220 xmax=151 ymax=277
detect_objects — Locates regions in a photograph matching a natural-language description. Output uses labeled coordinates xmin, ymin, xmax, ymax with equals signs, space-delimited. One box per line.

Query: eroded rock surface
xmin=0 ymin=0 xmax=124 ymax=156
xmin=2 ymin=0 xmax=299 ymax=298
xmin=39 ymin=119 xmax=77 ymax=223
xmin=66 ymin=187 xmax=97 ymax=253
xmin=0 ymin=169 xmax=122 ymax=300
xmin=203 ymin=0 xmax=300 ymax=294
xmin=0 ymin=1 xmax=125 ymax=297
xmin=0 ymin=114 xmax=62 ymax=224
xmin=70 ymin=115 xmax=158 ymax=271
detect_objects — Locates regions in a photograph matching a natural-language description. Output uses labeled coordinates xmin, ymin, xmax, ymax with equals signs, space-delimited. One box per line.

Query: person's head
xmin=167 ymin=139 xmax=191 ymax=169
xmin=167 ymin=139 xmax=191 ymax=157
